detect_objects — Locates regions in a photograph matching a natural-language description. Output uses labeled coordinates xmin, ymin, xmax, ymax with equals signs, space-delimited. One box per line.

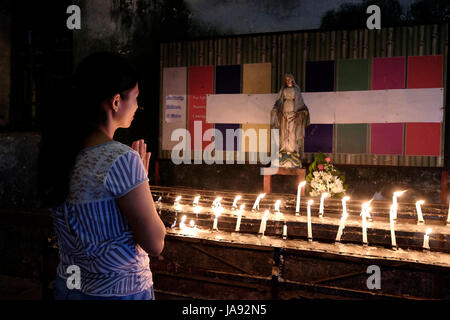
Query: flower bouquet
xmin=306 ymin=152 xmax=347 ymax=198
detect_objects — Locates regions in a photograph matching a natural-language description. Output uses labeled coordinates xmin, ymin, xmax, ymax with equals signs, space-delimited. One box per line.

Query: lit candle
xmin=335 ymin=196 xmax=350 ymax=243
xmin=190 ymin=219 xmax=195 ymax=228
xmin=252 ymin=193 xmax=266 ymax=212
xmin=193 ymin=196 xmax=200 ymax=206
xmin=389 ymin=205 xmax=397 ymax=249
xmin=258 ymin=210 xmax=269 ymax=236
xmin=212 ymin=197 xmax=222 ymax=208
xmin=282 ymin=221 xmax=287 ymax=240
xmin=212 ymin=211 xmax=219 ymax=231
xmin=212 ymin=197 xmax=223 ymax=231
xmin=423 ymin=228 xmax=432 ymax=250
xmin=274 ymin=200 xmax=281 ymax=214
xmin=295 ymin=181 xmax=306 ymax=215
xmin=361 ymin=201 xmax=372 ymax=246
xmin=235 ymin=204 xmax=244 ymax=232
xmin=232 ymin=195 xmax=242 ymax=210
xmin=319 ymin=192 xmax=329 ymax=218
xmin=392 ymin=190 xmax=406 ymax=221
xmin=307 ymin=200 xmax=313 ymax=241
xmin=174 ymin=195 xmax=182 ymax=212
xmin=180 ymin=215 xmax=187 ymax=229
xmin=415 ymin=200 xmax=425 ymax=225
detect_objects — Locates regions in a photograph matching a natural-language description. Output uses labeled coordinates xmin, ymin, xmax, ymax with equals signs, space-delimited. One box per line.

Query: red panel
xmin=371 ymin=123 xmax=403 ymax=155
xmin=407 ymin=55 xmax=443 ymax=89
xmin=188 ymin=95 xmax=213 ymax=151
xmin=372 ymin=57 xmax=405 ymax=90
xmin=188 ymin=66 xmax=214 ymax=94
xmin=405 ymin=123 xmax=441 ymax=156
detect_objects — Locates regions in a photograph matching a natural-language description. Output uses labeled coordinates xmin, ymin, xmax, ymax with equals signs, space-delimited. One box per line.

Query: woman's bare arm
xmin=116 ymin=183 xmax=166 ymax=256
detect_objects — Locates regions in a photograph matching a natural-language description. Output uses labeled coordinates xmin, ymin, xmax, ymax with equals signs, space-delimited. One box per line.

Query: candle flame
xmin=252 ymin=193 xmax=266 ymax=209
xmin=190 ymin=220 xmax=195 ymax=228
xmin=342 ymin=196 xmax=350 ymax=202
xmin=234 ymin=195 xmax=242 ymax=201
xmin=175 ymin=195 xmax=181 ymax=202
xmin=307 ymin=199 xmax=314 ymax=205
xmin=181 ymin=215 xmax=186 ymax=224
xmin=274 ymin=200 xmax=281 ymax=211
xmin=362 ymin=200 xmax=372 ymax=209
xmin=426 ymin=228 xmax=432 ymax=235
xmin=416 ymin=200 xmax=425 ymax=205
xmin=239 ymin=204 xmax=245 ymax=210
xmin=321 ymin=192 xmax=329 ymax=199
xmin=394 ymin=190 xmax=407 ymax=197
xmin=299 ymin=181 xmax=306 ymax=188
xmin=193 ymin=196 xmax=200 ymax=205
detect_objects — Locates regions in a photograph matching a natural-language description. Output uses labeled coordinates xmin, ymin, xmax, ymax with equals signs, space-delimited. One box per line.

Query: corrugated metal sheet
xmin=160 ymin=24 xmax=448 ymax=167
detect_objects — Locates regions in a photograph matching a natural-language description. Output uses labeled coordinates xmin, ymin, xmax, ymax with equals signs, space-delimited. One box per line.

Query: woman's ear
xmin=110 ymin=94 xmax=121 ymax=113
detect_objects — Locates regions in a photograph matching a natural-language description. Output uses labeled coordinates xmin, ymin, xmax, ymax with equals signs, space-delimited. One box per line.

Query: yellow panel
xmin=243 ymin=63 xmax=271 ymax=94
xmin=241 ymin=124 xmax=271 ymax=153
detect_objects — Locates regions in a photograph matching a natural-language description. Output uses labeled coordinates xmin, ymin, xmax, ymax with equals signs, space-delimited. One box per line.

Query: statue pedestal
xmin=261 ymin=167 xmax=306 ymax=194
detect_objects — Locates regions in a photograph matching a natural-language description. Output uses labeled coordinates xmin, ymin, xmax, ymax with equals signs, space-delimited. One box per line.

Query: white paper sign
xmin=206 ymin=88 xmax=443 ymax=124
xmin=165 ymin=95 xmax=186 ymax=123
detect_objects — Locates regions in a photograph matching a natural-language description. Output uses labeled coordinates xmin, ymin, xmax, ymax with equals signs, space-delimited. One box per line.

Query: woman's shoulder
xmin=79 ymin=140 xmax=137 ymax=163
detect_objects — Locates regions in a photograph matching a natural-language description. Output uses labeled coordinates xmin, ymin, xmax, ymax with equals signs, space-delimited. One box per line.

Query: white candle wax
xmin=174 ymin=195 xmax=182 ymax=211
xmin=274 ymin=200 xmax=281 ymax=214
xmin=232 ymin=195 xmax=241 ymax=209
xmin=252 ymin=193 xmax=265 ymax=211
xmin=392 ymin=190 xmax=406 ymax=220
xmin=295 ymin=181 xmax=306 ymax=215
xmin=283 ymin=222 xmax=287 ymax=239
xmin=212 ymin=216 xmax=218 ymax=230
xmin=336 ymin=196 xmax=351 ymax=242
xmin=319 ymin=193 xmax=328 ymax=217
xmin=307 ymin=200 xmax=313 ymax=241
xmin=423 ymin=228 xmax=432 ymax=250
xmin=416 ymin=200 xmax=425 ymax=224
xmin=335 ymin=212 xmax=348 ymax=242
xmin=361 ymin=201 xmax=371 ymax=245
xmin=447 ymin=202 xmax=450 ymax=224
xmin=235 ymin=212 xmax=242 ymax=232
xmin=193 ymin=196 xmax=200 ymax=206
xmin=235 ymin=205 xmax=244 ymax=232
xmin=180 ymin=215 xmax=187 ymax=229
xmin=258 ymin=211 xmax=269 ymax=235
xmin=389 ymin=205 xmax=397 ymax=249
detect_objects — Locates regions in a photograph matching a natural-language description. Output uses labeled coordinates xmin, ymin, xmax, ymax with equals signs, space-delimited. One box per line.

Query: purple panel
xmin=215 ymin=65 xmax=241 ymax=94
xmin=215 ymin=123 xmax=241 ymax=151
xmin=305 ymin=124 xmax=333 ymax=153
xmin=371 ymin=123 xmax=403 ymax=155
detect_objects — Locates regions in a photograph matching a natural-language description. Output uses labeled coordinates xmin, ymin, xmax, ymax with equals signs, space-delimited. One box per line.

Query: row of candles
xmin=163 ymin=184 xmax=450 ymax=251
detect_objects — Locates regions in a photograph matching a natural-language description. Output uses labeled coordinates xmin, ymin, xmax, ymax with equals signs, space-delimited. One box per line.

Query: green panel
xmin=337 ymin=59 xmax=369 ymax=91
xmin=336 ymin=124 xmax=368 ymax=154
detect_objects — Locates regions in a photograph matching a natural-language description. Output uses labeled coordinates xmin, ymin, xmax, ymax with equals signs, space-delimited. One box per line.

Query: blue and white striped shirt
xmin=52 ymin=141 xmax=152 ymax=296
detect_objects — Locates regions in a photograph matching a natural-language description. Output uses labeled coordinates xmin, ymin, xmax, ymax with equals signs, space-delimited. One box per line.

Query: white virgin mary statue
xmin=271 ymin=73 xmax=310 ymax=168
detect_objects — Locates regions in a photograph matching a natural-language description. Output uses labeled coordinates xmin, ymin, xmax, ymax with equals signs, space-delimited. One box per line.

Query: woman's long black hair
xmin=38 ymin=52 xmax=138 ymax=208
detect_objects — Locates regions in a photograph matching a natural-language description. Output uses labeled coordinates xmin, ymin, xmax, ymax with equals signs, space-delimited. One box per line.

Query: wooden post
xmin=264 ymin=175 xmax=271 ymax=194
xmin=441 ymin=170 xmax=448 ymax=204
xmin=155 ymin=160 xmax=160 ymax=186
